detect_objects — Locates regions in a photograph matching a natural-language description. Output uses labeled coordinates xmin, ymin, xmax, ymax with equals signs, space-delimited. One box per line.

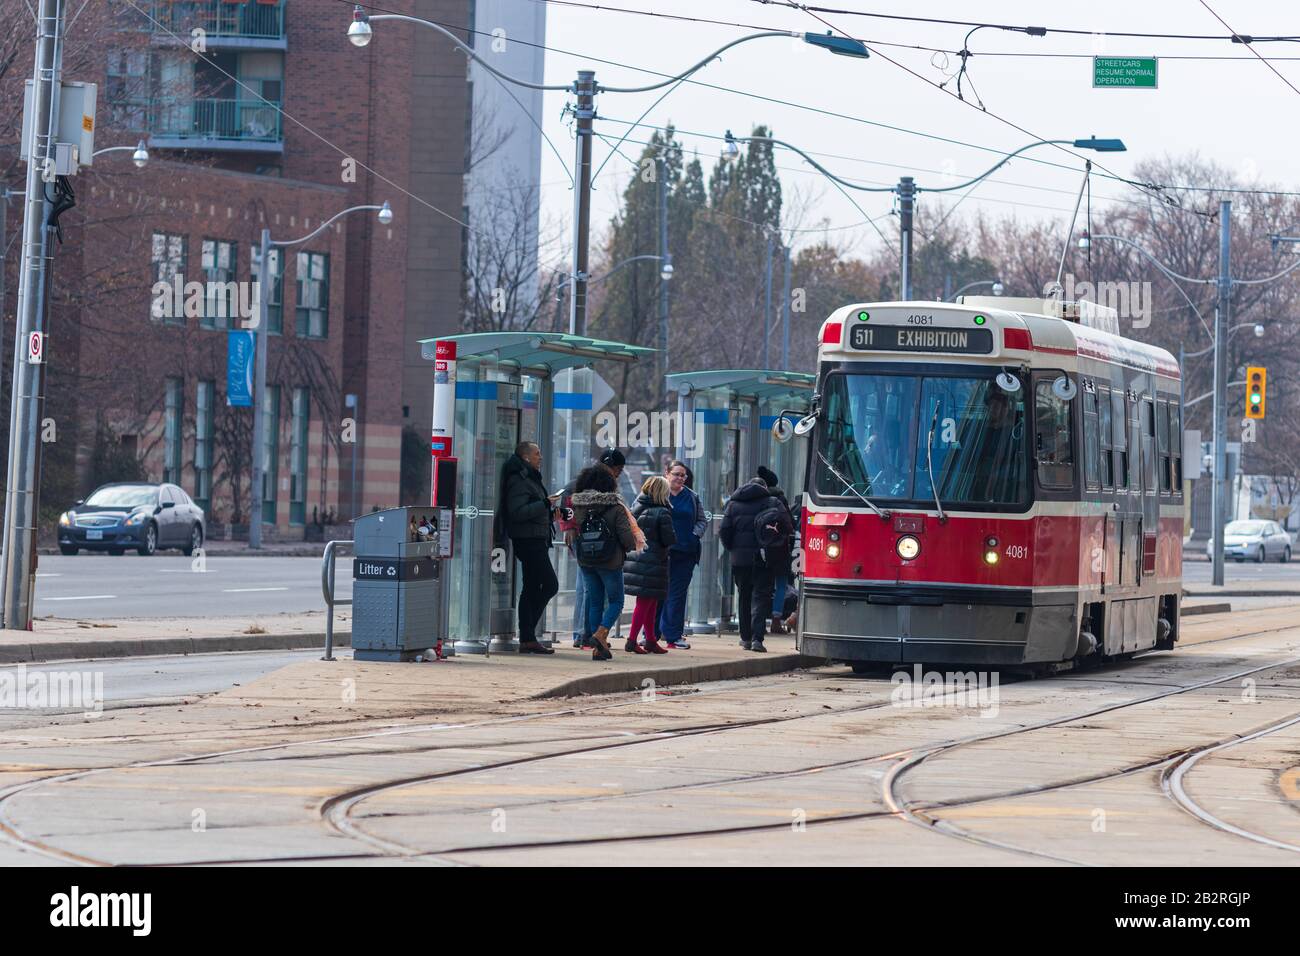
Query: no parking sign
xmin=27 ymin=331 xmax=44 ymax=365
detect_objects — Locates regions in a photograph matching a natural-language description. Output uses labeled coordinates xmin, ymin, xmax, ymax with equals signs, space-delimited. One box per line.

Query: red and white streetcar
xmin=785 ymin=297 xmax=1184 ymax=671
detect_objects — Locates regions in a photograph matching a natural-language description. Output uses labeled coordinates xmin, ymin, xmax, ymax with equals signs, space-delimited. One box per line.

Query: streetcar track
xmin=2 ymin=619 xmax=1298 ymax=865
xmin=880 ymin=655 xmax=1300 ymax=866
xmin=1160 ymin=712 xmax=1300 ymax=854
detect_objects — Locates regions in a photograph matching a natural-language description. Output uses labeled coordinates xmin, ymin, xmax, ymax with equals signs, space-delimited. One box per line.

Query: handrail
xmin=321 ymin=539 xmax=353 ymax=661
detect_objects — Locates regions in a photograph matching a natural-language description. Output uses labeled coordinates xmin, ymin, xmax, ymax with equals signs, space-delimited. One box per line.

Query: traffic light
xmin=1246 ymin=366 xmax=1267 ymax=419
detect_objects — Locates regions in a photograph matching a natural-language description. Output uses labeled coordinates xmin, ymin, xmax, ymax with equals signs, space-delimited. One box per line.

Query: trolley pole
xmin=249 ymin=227 xmax=271 ymax=549
xmin=898 ymin=176 xmax=916 ymax=300
xmin=568 ymin=70 xmax=595 ymax=337
xmin=1211 ymin=199 xmax=1231 ymax=587
xmin=2 ymin=0 xmax=65 ymax=630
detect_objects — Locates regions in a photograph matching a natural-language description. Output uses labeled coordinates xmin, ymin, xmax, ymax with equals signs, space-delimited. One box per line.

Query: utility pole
xmin=1211 ymin=199 xmax=1231 ymax=588
xmin=2 ymin=0 xmax=65 ymax=630
xmin=568 ymin=70 xmax=595 ymax=337
xmin=898 ymin=175 xmax=916 ymax=300
xmin=657 ymin=154 xmax=669 ymax=403
xmin=762 ymin=230 xmax=774 ymax=370
xmin=780 ymin=241 xmax=792 ymax=371
xmin=249 ymin=227 xmax=271 ymax=549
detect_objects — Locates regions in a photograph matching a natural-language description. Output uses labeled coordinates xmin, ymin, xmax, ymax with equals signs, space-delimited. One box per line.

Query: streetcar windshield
xmin=816 ymin=370 xmax=1028 ymax=507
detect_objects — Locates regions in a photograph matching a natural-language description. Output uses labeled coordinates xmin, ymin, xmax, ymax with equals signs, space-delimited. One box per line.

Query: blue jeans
xmin=582 ymin=566 xmax=625 ymax=633
xmin=658 ymin=553 xmax=696 ymax=641
xmin=571 ymin=559 xmax=589 ymax=640
xmin=772 ymin=574 xmax=788 ymax=615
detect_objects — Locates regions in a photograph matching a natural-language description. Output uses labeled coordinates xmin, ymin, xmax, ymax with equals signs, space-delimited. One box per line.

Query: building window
xmin=151 ymin=232 xmax=187 ymax=325
xmin=195 ymin=380 xmax=215 ymax=512
xmin=295 ymin=252 xmax=328 ymax=339
xmin=106 ymin=49 xmax=149 ymax=129
xmin=290 ymin=387 xmax=309 ymax=525
xmin=250 ymin=245 xmax=282 ymax=334
xmin=164 ymin=377 xmax=183 ymax=484
xmin=201 ymin=239 xmax=237 ymax=330
xmin=261 ymin=385 xmax=280 ymax=525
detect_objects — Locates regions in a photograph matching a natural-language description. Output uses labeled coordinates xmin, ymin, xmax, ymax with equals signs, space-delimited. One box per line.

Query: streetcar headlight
xmin=826 ymin=540 xmax=842 ymax=560
xmin=983 ymin=535 xmax=1000 ymax=565
xmin=896 ymin=535 xmax=920 ymax=561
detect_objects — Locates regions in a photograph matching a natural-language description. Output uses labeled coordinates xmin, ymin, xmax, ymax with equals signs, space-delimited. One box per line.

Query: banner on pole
xmin=227 ymin=330 xmax=255 ymax=407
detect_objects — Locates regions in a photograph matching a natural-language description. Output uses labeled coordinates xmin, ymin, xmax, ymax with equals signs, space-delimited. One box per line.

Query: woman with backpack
xmin=570 ymin=465 xmax=642 ymax=661
xmin=657 ymin=460 xmax=707 ymax=650
xmin=623 ymin=476 xmax=677 ymax=654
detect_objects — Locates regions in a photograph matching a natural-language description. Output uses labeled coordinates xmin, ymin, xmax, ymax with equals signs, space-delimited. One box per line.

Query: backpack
xmin=754 ymin=502 xmax=794 ymax=550
xmin=577 ymin=506 xmax=619 ymax=566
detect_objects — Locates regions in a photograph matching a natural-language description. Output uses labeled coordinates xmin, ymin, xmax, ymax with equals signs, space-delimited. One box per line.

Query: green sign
xmin=1093 ymin=56 xmax=1158 ymax=89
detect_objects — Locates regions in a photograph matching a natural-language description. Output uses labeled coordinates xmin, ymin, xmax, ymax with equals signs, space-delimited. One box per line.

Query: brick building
xmin=2 ymin=0 xmax=478 ymax=538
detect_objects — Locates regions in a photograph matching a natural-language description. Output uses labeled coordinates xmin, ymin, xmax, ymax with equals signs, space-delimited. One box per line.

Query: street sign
xmin=27 ymin=331 xmax=44 ymax=364
xmin=1093 ymin=57 xmax=1158 ymax=89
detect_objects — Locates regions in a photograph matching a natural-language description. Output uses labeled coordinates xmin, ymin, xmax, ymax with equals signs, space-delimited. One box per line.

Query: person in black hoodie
xmin=623 ymin=475 xmax=676 ymax=654
xmin=495 ymin=441 xmax=559 ymax=655
xmin=756 ymin=466 xmax=797 ymax=634
xmin=718 ymin=473 xmax=777 ymax=652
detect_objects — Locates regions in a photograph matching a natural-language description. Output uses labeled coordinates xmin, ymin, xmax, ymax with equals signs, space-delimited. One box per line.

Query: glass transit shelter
xmin=419 ymin=332 xmax=651 ymax=652
xmin=665 ymin=369 xmax=815 ymax=633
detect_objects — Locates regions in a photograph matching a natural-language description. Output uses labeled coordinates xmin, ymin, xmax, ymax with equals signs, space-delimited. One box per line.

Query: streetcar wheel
xmin=849 ymin=662 xmax=874 ymax=675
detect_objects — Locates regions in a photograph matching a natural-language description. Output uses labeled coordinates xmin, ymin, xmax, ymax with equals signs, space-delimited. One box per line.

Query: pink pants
xmin=629 ymin=596 xmax=659 ymax=642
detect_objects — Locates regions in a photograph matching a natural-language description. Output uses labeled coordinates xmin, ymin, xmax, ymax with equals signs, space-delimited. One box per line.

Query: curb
xmin=533 ymin=652 xmax=828 ymax=699
xmin=1181 ymin=603 xmax=1232 ymax=616
xmin=1183 ymin=590 xmax=1300 ymax=598
xmin=0 ymin=631 xmax=352 ymax=665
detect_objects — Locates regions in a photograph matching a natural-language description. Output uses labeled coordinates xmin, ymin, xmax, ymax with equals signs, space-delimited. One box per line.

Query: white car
xmin=1206 ymin=519 xmax=1292 ymax=563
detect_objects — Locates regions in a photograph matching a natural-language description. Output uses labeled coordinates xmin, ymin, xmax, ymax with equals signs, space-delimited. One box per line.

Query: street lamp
xmin=725 ymin=132 xmax=1123 ymax=299
xmin=248 ymin=201 xmax=393 ymax=549
xmin=90 ymin=139 xmax=149 ymax=168
xmin=347 ymin=6 xmax=866 ymax=340
xmin=950 ymin=279 xmax=1003 ymax=300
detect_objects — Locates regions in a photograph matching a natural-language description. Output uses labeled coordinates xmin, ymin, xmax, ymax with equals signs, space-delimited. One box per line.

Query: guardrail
xmin=321 ymin=539 xmax=353 ymax=661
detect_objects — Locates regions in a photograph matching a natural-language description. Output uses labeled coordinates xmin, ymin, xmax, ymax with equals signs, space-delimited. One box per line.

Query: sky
xmin=523 ymin=0 xmax=1300 ymax=265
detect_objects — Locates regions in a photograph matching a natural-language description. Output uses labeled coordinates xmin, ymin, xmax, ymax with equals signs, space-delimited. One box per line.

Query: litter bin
xmin=351 ymin=506 xmax=447 ymax=662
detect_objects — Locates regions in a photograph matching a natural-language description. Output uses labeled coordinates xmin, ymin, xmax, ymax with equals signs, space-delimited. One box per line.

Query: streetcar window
xmin=1157 ymin=401 xmax=1172 ymax=493
xmin=1111 ymin=390 xmax=1127 ymax=489
xmin=1098 ymin=387 xmax=1114 ymax=489
xmin=1142 ymin=397 xmax=1157 ymax=495
xmin=1129 ymin=398 xmax=1142 ymax=493
xmin=1083 ymin=387 xmax=1100 ymax=490
xmin=1034 ymin=378 xmax=1074 ymax=490
xmin=815 ymin=371 xmax=1027 ymax=507
xmin=913 ymin=376 xmax=1028 ymax=506
xmin=1174 ymin=401 xmax=1184 ymax=495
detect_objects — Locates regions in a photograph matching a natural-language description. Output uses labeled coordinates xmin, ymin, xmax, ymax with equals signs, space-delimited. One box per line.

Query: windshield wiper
xmin=925 ymin=401 xmax=948 ymax=524
xmin=817 ymin=450 xmax=890 ymax=519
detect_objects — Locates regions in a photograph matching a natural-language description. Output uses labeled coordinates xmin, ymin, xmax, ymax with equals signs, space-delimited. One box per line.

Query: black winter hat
xmin=600 ymin=447 xmax=626 ymax=468
xmin=756 ymin=465 xmax=779 ymax=489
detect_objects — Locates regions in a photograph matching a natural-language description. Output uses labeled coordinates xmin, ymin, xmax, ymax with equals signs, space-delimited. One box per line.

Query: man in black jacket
xmin=719 ymin=473 xmax=776 ymax=652
xmin=496 ymin=441 xmax=558 ymax=654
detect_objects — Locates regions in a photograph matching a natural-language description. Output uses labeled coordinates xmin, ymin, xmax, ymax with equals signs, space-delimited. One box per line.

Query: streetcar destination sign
xmin=848 ymin=324 xmax=994 ymax=354
xmin=1093 ymin=56 xmax=1157 ymax=89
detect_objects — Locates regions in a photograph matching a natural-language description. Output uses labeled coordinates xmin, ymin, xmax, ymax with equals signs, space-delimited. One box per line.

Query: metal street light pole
xmin=657 ymin=155 xmax=670 ymax=401
xmin=2 ymin=0 xmax=65 ymax=631
xmin=1212 ymin=199 xmax=1231 ymax=587
xmin=949 ymin=279 xmax=1004 ymax=301
xmin=249 ymin=202 xmax=392 ymax=550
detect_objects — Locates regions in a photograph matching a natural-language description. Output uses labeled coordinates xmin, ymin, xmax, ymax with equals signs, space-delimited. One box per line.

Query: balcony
xmin=146 ymin=0 xmax=286 ymax=50
xmin=145 ymin=97 xmax=283 ymax=152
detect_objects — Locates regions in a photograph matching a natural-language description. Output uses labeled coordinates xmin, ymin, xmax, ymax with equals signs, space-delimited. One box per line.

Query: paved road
xmin=32 ymin=553 xmax=351 ymax=619
xmin=0 ymin=648 xmax=335 ymax=727
xmin=1183 ymin=560 xmax=1300 ymax=584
